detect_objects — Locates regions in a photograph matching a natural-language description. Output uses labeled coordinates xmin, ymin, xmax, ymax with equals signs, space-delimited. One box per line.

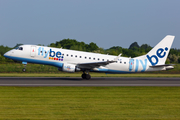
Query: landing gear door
xmin=31 ymin=46 xmax=36 ymax=57
xmin=129 ymin=59 xmax=134 ymax=71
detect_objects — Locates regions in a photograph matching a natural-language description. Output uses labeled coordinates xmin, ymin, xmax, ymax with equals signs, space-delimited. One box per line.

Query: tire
xmin=22 ymin=68 xmax=26 ymax=72
xmin=85 ymin=74 xmax=91 ymax=80
xmin=81 ymin=73 xmax=86 ymax=79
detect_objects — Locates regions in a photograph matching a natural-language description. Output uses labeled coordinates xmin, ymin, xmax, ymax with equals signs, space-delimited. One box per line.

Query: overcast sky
xmin=0 ymin=0 xmax=180 ymax=49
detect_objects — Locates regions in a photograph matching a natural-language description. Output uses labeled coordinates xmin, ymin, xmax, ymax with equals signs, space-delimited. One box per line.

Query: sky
xmin=0 ymin=0 xmax=180 ymax=49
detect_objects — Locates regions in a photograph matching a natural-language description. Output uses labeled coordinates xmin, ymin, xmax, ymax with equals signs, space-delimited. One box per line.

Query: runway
xmin=0 ymin=77 xmax=180 ymax=86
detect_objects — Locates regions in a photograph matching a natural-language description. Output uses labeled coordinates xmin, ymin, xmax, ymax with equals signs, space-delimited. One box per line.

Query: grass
xmin=1 ymin=63 xmax=180 ymax=74
xmin=0 ymin=63 xmax=59 ymax=73
xmin=1 ymin=73 xmax=180 ymax=77
xmin=0 ymin=87 xmax=180 ymax=119
xmin=1 ymin=63 xmax=180 ymax=77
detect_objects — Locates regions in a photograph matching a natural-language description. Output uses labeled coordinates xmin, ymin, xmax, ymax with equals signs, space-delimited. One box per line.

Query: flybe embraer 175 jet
xmin=4 ymin=35 xmax=175 ymax=79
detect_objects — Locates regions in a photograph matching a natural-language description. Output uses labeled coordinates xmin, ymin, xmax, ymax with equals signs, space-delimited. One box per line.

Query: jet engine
xmin=58 ymin=63 xmax=80 ymax=73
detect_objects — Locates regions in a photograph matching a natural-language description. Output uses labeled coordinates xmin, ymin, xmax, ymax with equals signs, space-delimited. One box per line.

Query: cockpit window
xmin=15 ymin=47 xmax=23 ymax=50
xmin=15 ymin=47 xmax=19 ymax=50
xmin=19 ymin=47 xmax=23 ymax=50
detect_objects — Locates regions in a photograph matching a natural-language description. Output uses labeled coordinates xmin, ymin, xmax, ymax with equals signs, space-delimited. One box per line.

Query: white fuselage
xmin=4 ymin=45 xmax=167 ymax=73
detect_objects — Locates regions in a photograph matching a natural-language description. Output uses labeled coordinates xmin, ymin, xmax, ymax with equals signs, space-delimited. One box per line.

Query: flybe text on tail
xmin=146 ymin=47 xmax=168 ymax=66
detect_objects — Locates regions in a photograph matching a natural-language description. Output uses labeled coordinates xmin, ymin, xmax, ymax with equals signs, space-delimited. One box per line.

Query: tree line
xmin=0 ymin=39 xmax=180 ymax=64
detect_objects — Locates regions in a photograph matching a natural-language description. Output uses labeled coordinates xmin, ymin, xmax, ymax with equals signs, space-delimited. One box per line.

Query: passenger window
xmin=98 ymin=58 xmax=100 ymax=60
xmin=71 ymin=55 xmax=73 ymax=57
xmin=93 ymin=58 xmax=95 ymax=60
xmin=102 ymin=59 xmax=104 ymax=61
xmin=80 ymin=56 xmax=82 ymax=58
xmin=89 ymin=57 xmax=91 ymax=59
xmin=67 ymin=54 xmax=69 ymax=56
xmin=124 ymin=62 xmax=126 ymax=64
xmin=75 ymin=55 xmax=77 ymax=57
xmin=85 ymin=57 xmax=87 ymax=59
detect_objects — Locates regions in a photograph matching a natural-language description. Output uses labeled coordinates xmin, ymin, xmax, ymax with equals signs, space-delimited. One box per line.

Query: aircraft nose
xmin=4 ymin=51 xmax=11 ymax=58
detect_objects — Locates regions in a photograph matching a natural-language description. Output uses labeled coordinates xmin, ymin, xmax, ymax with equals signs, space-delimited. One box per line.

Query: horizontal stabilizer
xmin=149 ymin=64 xmax=174 ymax=70
xmin=149 ymin=64 xmax=175 ymax=68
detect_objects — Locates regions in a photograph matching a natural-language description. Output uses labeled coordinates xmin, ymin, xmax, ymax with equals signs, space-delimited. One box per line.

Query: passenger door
xmin=129 ymin=59 xmax=134 ymax=71
xmin=30 ymin=46 xmax=36 ymax=57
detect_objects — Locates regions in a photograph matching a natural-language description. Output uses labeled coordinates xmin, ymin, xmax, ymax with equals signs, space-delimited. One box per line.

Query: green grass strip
xmin=0 ymin=87 xmax=180 ymax=119
xmin=0 ymin=73 xmax=180 ymax=77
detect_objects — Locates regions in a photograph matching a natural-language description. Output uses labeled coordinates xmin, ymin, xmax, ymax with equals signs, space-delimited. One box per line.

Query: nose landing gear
xmin=22 ymin=68 xmax=26 ymax=72
xmin=22 ymin=62 xmax=27 ymax=72
xmin=81 ymin=71 xmax=91 ymax=80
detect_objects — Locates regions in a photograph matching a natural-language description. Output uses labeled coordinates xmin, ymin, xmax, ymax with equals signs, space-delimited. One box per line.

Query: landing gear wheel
xmin=22 ymin=68 xmax=26 ymax=72
xmin=81 ymin=73 xmax=91 ymax=80
xmin=85 ymin=74 xmax=91 ymax=80
xmin=82 ymin=73 xmax=86 ymax=79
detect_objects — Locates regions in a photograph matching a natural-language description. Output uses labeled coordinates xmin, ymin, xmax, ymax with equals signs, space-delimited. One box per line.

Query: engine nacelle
xmin=58 ymin=63 xmax=81 ymax=73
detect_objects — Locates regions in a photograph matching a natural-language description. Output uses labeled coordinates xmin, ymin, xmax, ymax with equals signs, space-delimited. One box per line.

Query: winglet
xmin=114 ymin=53 xmax=122 ymax=61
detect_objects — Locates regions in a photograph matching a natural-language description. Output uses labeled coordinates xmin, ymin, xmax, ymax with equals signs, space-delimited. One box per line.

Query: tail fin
xmin=135 ymin=35 xmax=175 ymax=66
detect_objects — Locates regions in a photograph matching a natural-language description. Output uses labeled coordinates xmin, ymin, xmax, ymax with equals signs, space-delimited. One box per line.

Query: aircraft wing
xmin=77 ymin=61 xmax=116 ymax=69
xmin=76 ymin=53 xmax=121 ymax=69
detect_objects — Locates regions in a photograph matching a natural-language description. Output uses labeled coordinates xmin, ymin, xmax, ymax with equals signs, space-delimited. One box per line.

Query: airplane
xmin=4 ymin=35 xmax=175 ymax=79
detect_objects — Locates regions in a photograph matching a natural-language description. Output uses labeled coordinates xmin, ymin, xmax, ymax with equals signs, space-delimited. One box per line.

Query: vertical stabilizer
xmin=146 ymin=35 xmax=175 ymax=66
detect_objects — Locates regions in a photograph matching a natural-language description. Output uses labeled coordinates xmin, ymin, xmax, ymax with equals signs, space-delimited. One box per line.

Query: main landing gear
xmin=81 ymin=71 xmax=91 ymax=80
